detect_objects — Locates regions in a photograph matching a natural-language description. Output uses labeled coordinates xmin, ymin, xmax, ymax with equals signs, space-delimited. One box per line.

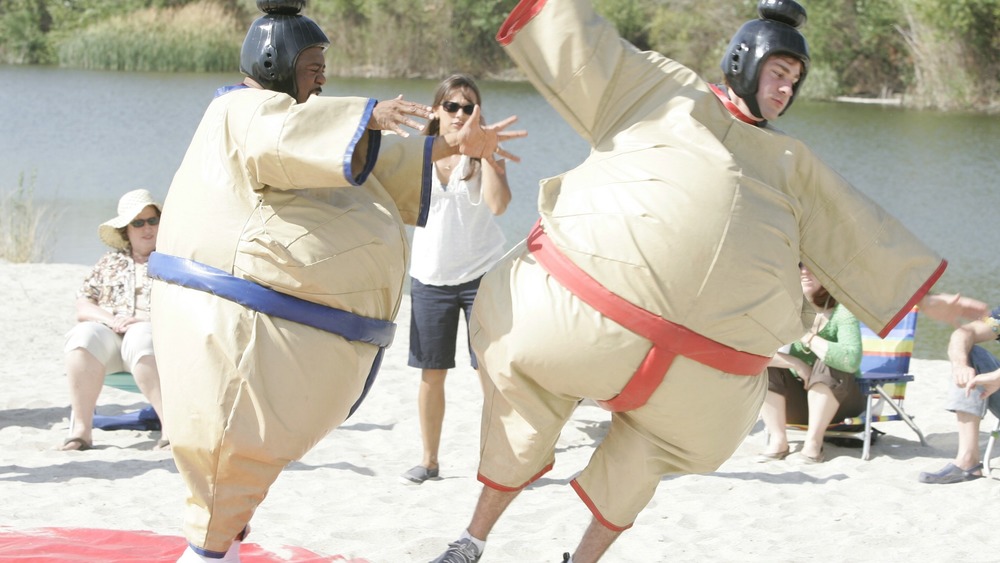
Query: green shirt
xmin=789 ymin=304 xmax=863 ymax=376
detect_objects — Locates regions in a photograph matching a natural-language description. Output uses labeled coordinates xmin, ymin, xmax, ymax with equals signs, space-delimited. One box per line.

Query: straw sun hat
xmin=98 ymin=189 xmax=162 ymax=250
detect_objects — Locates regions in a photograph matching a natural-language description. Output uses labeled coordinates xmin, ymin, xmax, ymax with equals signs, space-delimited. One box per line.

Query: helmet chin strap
xmin=710 ymin=84 xmax=765 ymax=126
xmin=744 ymin=94 xmax=765 ymax=120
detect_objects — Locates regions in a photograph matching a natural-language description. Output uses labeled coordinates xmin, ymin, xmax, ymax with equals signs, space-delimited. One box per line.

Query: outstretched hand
xmin=920 ymin=293 xmax=989 ymax=327
xmin=368 ymin=95 xmax=433 ymax=137
xmin=455 ymin=105 xmax=527 ymax=173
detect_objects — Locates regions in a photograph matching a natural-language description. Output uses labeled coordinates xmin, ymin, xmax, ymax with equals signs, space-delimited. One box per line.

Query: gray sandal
xmin=399 ymin=465 xmax=439 ymax=485
xmin=918 ymin=462 xmax=983 ymax=484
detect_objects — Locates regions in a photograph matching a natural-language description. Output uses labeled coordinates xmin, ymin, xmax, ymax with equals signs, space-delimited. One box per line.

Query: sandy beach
xmin=1 ymin=260 xmax=998 ymax=562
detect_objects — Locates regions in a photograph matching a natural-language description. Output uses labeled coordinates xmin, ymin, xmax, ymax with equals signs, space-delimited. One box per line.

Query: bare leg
xmin=466 ymin=486 xmax=521 ymax=541
xmin=63 ymin=348 xmax=105 ymax=449
xmin=418 ymin=368 xmax=448 ymax=470
xmin=570 ymin=518 xmax=623 ymax=563
xmin=131 ymin=354 xmax=168 ymax=444
xmin=759 ymin=391 xmax=789 ymax=454
xmin=803 ymin=383 xmax=839 ymax=459
xmin=954 ymin=411 xmax=983 ymax=472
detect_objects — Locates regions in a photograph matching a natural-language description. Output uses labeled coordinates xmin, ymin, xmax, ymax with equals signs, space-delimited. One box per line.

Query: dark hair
xmin=424 ymin=74 xmax=482 ymax=181
xmin=810 ymin=286 xmax=837 ymax=309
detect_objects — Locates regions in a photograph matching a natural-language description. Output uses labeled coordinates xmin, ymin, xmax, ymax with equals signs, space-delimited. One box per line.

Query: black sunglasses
xmin=130 ymin=216 xmax=160 ymax=228
xmin=441 ymin=101 xmax=475 ymax=116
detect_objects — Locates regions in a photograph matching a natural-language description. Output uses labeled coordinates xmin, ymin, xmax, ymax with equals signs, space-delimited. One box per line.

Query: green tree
xmin=451 ymin=0 xmax=518 ymax=72
xmin=645 ymin=0 xmax=754 ymax=81
xmin=804 ymin=0 xmax=910 ymax=98
xmin=2 ymin=0 xmax=998 ymax=112
xmin=594 ymin=0 xmax=656 ymax=50
xmin=898 ymin=0 xmax=1000 ymax=109
xmin=0 ymin=0 xmax=54 ymax=63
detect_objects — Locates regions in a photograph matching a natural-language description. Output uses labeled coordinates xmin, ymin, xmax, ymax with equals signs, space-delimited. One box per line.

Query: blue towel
xmin=92 ymin=406 xmax=161 ymax=431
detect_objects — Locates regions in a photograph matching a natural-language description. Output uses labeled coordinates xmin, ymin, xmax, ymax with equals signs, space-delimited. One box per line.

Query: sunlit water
xmin=3 ymin=64 xmax=998 ymax=358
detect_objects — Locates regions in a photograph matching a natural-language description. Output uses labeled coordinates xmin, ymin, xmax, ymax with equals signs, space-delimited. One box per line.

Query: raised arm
xmin=919 ymin=293 xmax=990 ymax=327
xmin=431 ymin=105 xmax=525 ymax=174
xmin=497 ymin=0 xmax=689 ymax=147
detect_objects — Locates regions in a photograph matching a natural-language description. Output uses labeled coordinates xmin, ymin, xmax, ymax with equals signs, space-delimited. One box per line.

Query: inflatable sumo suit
xmin=149 ymin=2 xmax=434 ymax=556
xmin=470 ymin=0 xmax=946 ymax=531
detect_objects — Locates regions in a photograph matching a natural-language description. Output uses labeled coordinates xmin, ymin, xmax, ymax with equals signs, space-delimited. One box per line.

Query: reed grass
xmin=0 ymin=173 xmax=56 ymax=263
xmin=56 ymin=1 xmax=243 ymax=72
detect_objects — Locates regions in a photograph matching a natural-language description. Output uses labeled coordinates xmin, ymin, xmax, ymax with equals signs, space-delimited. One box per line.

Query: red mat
xmin=0 ymin=528 xmax=368 ymax=562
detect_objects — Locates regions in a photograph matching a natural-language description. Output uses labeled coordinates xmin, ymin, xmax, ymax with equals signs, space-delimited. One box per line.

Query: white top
xmin=410 ymin=155 xmax=506 ymax=286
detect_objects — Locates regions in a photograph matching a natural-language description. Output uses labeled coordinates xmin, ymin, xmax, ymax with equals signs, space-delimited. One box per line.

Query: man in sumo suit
xmin=429 ymin=1 xmax=986 ymax=562
xmin=149 ymin=1 xmax=524 ymax=561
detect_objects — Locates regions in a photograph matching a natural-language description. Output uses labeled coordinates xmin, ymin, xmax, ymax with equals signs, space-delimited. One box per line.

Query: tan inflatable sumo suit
xmin=151 ymin=84 xmax=432 ymax=553
xmin=469 ymin=0 xmax=946 ymax=531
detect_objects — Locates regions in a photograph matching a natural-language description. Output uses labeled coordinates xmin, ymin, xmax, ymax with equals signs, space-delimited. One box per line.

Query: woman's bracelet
xmin=801 ymin=333 xmax=815 ymax=352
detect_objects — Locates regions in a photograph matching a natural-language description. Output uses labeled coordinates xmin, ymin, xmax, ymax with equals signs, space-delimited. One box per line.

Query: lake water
xmin=3 ymin=64 xmax=998 ymax=359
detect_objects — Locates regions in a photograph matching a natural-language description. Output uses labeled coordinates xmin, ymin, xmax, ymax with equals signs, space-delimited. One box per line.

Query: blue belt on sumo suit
xmin=148 ymin=251 xmax=395 ymax=418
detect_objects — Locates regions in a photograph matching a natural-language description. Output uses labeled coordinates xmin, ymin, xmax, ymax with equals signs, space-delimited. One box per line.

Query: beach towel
xmin=0 ymin=527 xmax=367 ymax=562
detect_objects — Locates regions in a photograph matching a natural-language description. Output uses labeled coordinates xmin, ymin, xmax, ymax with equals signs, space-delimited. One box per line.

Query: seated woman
xmin=758 ymin=263 xmax=865 ymax=463
xmin=61 ymin=189 xmax=168 ymax=451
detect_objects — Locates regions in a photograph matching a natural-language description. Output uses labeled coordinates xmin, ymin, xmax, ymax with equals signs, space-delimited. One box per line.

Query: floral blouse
xmin=77 ymin=250 xmax=151 ymax=319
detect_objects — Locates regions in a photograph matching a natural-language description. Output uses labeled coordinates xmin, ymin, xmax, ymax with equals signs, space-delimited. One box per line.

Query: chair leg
xmin=862 ymin=395 xmax=874 ymax=461
xmin=985 ymin=418 xmax=1000 ymax=476
xmin=874 ymin=384 xmax=928 ymax=446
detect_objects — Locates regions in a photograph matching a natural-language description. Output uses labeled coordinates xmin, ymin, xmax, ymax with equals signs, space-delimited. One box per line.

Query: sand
xmin=1 ymin=261 xmax=998 ymax=562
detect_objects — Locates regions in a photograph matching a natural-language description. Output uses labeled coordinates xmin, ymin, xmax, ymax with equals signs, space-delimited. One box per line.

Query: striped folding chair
xmin=816 ymin=308 xmax=927 ymax=460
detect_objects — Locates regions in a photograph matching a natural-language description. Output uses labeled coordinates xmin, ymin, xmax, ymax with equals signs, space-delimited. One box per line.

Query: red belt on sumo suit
xmin=526 ymin=221 xmax=771 ymax=412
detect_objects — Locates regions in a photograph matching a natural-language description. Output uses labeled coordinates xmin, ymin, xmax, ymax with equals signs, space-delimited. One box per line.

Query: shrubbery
xmin=0 ymin=0 xmax=996 ymax=112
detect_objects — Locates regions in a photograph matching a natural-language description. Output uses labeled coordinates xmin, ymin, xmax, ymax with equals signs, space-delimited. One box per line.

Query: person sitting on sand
xmin=61 ymin=188 xmax=168 ymax=451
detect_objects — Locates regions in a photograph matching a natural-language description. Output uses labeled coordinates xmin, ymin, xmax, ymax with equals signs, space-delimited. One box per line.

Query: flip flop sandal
xmin=799 ymin=448 xmax=825 ymax=464
xmin=61 ymin=437 xmax=92 ymax=451
xmin=754 ymin=448 xmax=791 ymax=463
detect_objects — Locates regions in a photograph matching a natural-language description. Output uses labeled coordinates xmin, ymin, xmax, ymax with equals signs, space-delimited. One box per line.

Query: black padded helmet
xmin=721 ymin=0 xmax=810 ymax=118
xmin=240 ymin=0 xmax=329 ymax=99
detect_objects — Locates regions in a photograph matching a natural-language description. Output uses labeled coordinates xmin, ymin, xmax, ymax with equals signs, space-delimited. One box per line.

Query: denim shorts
xmin=408 ymin=276 xmax=482 ymax=370
xmin=945 ymin=345 xmax=1000 ymax=419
